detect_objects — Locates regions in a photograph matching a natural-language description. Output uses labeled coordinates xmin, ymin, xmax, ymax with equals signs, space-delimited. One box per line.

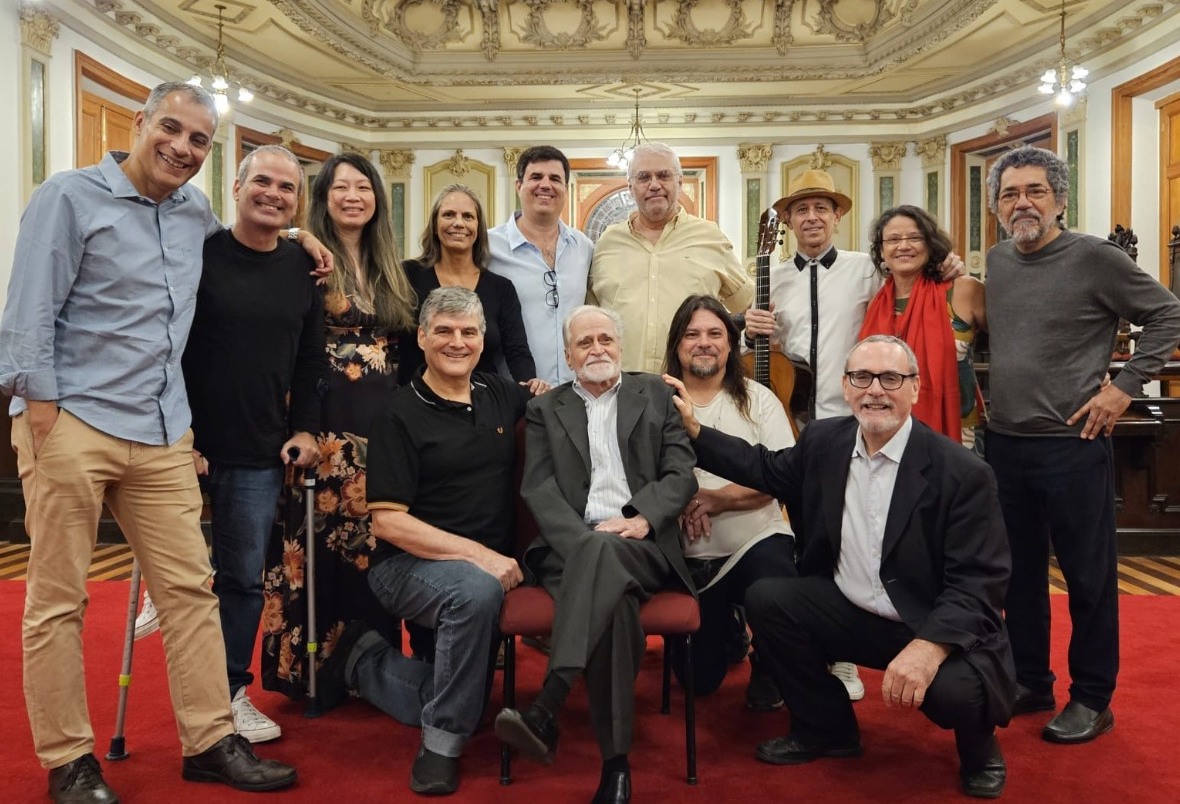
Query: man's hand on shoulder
xmin=595 ymin=515 xmax=651 ymax=540
xmin=471 ymin=547 xmax=524 ymax=591
xmin=937 ymin=252 xmax=966 ymax=281
xmin=26 ymin=400 xmax=59 ymax=457
xmin=289 ymin=229 xmax=334 ymax=279
xmin=881 ymin=638 xmax=950 ymax=710
xmin=521 ymin=378 xmax=551 ymax=396
xmin=662 ymin=374 xmax=700 ymax=439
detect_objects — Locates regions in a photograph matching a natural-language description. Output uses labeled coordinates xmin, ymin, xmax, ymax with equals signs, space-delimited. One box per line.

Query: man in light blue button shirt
xmin=489 ymin=145 xmax=594 ymax=385
xmin=0 ymin=82 xmax=299 ymax=803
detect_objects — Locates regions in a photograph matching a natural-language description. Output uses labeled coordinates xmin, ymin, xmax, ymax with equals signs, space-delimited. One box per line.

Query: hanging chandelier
xmin=187 ymin=4 xmax=253 ymax=115
xmin=606 ymin=88 xmax=649 ymax=170
xmin=1038 ymin=0 xmax=1087 ymax=106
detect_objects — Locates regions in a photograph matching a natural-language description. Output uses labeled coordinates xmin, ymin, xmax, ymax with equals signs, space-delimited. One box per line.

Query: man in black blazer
xmin=495 ymin=305 xmax=697 ymax=803
xmin=666 ymin=334 xmax=1015 ymax=799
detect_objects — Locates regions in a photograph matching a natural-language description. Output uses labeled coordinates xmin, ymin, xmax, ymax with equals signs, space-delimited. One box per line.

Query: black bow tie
xmin=794 ymin=248 xmax=839 ymax=271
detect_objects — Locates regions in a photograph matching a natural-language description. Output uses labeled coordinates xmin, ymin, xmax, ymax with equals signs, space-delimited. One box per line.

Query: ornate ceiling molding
xmin=54 ymin=0 xmax=1180 ymax=137
xmin=519 ymin=0 xmax=609 ymax=50
xmin=810 ymin=0 xmax=920 ymax=44
xmin=661 ymin=0 xmax=755 ymax=47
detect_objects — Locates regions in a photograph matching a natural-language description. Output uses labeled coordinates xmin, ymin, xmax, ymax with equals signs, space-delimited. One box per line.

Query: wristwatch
xmin=286 ymin=227 xmax=301 ymax=241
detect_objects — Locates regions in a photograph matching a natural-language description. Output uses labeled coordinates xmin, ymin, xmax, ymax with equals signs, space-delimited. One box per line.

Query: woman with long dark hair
xmin=262 ymin=152 xmax=417 ymax=701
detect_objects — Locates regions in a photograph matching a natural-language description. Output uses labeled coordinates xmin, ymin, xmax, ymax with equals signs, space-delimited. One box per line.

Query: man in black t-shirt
xmin=320 ymin=286 xmax=531 ymax=796
xmin=181 ymin=144 xmax=327 ymax=743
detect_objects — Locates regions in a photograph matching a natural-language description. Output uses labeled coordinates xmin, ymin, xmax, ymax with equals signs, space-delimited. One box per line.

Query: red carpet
xmin=3 ymin=581 xmax=1177 ymax=802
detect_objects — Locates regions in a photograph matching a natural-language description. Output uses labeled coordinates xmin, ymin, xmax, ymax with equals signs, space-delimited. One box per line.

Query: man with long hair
xmin=661 ymin=295 xmax=798 ymax=707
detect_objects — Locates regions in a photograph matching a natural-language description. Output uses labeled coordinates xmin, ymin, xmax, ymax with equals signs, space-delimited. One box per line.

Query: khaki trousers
xmin=14 ymin=409 xmax=234 ymax=769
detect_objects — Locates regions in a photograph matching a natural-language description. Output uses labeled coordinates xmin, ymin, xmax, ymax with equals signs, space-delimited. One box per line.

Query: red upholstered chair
xmin=498 ymin=420 xmax=700 ymax=785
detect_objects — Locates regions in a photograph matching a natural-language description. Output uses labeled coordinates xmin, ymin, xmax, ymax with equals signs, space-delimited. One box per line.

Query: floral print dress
xmin=261 ymin=291 xmax=401 ymax=699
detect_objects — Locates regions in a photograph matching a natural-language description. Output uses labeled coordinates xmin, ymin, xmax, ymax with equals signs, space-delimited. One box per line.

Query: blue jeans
xmin=207 ymin=464 xmax=284 ymax=697
xmin=366 ymin=554 xmax=503 ymax=757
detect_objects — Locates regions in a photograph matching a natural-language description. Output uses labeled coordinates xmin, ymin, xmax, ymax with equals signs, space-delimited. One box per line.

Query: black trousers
xmin=535 ymin=535 xmax=673 ymax=758
xmin=673 ymin=534 xmax=797 ymax=695
xmin=746 ymin=576 xmax=996 ymax=770
xmin=987 ymin=432 xmax=1119 ymax=710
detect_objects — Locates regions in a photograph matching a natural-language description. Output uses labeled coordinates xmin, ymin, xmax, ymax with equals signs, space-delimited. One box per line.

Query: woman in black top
xmin=398 ymin=184 xmax=546 ymax=393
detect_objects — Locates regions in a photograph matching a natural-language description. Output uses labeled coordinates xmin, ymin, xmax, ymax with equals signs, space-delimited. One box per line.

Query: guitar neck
xmin=753 ymin=253 xmax=770 ymax=388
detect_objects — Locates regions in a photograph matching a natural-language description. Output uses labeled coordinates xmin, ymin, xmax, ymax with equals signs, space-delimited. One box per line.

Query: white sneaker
xmin=134 ymin=592 xmax=159 ymax=640
xmin=231 ymin=687 xmax=282 ymax=743
xmin=831 ymin=661 xmax=865 ymax=701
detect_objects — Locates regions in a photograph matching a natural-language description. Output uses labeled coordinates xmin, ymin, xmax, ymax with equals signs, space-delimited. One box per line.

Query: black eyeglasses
xmin=544 ymin=269 xmax=558 ymax=309
xmin=844 ymin=370 xmax=917 ymax=391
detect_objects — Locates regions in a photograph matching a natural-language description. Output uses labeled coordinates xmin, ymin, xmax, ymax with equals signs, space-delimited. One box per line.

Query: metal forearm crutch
xmin=298 ymin=456 xmax=322 ymax=718
xmin=107 ymin=560 xmax=142 ymax=760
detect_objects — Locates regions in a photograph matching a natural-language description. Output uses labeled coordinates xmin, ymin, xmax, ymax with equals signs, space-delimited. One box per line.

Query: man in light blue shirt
xmin=489 ymin=145 xmax=594 ymax=385
xmin=0 ymin=82 xmax=300 ymax=803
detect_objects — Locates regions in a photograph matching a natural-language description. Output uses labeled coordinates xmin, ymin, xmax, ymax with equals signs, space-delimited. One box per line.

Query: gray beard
xmin=688 ymin=358 xmax=720 ymax=379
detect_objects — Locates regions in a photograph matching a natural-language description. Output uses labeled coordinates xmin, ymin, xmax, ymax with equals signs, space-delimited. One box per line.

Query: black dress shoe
xmin=1012 ymin=683 xmax=1056 ymax=716
xmin=591 ymin=769 xmax=631 ymax=803
xmin=756 ymin=735 xmax=863 ymax=765
xmin=960 ymin=740 xmax=1006 ymax=799
xmin=318 ymin=619 xmax=373 ymax=711
xmin=410 ymin=745 xmax=459 ymax=796
xmin=48 ymin=754 xmax=119 ymax=804
xmin=181 ymin=733 xmax=297 ymax=791
xmin=494 ymin=704 xmax=559 ymax=764
xmin=1042 ymin=701 xmax=1114 ymax=744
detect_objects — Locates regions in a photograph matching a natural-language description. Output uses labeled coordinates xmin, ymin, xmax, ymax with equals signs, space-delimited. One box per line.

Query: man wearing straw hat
xmin=744 ymin=170 xmax=963 ymax=425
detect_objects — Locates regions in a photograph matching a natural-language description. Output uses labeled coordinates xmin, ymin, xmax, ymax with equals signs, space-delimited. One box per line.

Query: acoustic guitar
xmin=741 ymin=207 xmax=813 ymax=437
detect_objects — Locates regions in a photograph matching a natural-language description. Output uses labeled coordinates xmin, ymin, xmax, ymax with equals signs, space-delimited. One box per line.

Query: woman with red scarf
xmin=858 ymin=205 xmax=987 ymax=446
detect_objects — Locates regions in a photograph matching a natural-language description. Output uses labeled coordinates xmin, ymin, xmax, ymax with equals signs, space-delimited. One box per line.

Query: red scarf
xmin=858 ymin=275 xmax=961 ymax=442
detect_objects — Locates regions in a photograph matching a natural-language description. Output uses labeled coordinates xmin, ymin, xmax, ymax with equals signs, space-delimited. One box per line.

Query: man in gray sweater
xmin=985 ymin=145 xmax=1180 ymax=745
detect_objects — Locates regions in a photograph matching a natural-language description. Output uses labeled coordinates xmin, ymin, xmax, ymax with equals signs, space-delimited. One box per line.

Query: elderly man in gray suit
xmin=494 ymin=304 xmax=697 ymax=804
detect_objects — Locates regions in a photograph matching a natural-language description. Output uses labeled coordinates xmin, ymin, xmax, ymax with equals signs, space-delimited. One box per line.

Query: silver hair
xmin=562 ymin=305 xmax=624 ymax=347
xmin=985 ymin=145 xmax=1070 ymax=216
xmin=143 ymin=81 xmax=219 ymax=130
xmin=418 ymin=286 xmax=487 ymax=335
xmin=626 ymin=142 xmax=682 ymax=180
xmin=236 ymin=144 xmax=304 ymax=196
xmin=845 ymin=334 xmax=919 ymax=376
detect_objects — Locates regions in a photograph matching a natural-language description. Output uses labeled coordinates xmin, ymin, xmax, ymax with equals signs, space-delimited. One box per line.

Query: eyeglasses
xmin=882 ymin=234 xmax=925 ymax=246
xmin=544 ymin=269 xmax=559 ymax=309
xmin=997 ymin=185 xmax=1053 ymax=205
xmin=630 ymin=170 xmax=677 ymax=184
xmin=844 ymin=370 xmax=917 ymax=390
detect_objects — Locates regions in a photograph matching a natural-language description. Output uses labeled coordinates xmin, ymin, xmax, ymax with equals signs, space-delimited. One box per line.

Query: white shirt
xmin=767 ymin=249 xmax=882 ymax=420
xmin=573 ymin=378 xmax=631 ymax=524
xmin=688 ymin=381 xmax=794 ymax=590
xmin=488 ymin=213 xmax=594 ymax=385
xmin=834 ymin=416 xmax=913 ymax=621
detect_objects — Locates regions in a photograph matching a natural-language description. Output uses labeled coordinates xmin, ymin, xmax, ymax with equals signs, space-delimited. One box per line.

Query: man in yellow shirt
xmin=589 ymin=142 xmax=753 ymax=372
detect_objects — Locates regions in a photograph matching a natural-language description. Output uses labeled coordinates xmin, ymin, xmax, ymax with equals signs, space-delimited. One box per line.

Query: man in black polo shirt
xmin=319 ymin=286 xmax=532 ymax=797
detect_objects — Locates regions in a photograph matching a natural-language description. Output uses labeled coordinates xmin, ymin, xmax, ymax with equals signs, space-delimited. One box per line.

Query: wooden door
xmin=1161 ymin=94 xmax=1180 ymax=289
xmin=77 ymin=92 xmax=135 ymax=168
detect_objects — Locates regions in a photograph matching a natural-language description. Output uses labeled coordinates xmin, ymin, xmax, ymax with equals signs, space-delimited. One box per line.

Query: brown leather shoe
xmin=181 ymin=733 xmax=296 ymax=791
xmin=48 ymin=754 xmax=118 ymax=804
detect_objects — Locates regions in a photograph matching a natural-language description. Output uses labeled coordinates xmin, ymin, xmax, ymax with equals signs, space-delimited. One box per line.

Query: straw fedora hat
xmin=773 ymin=169 xmax=852 ymax=217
